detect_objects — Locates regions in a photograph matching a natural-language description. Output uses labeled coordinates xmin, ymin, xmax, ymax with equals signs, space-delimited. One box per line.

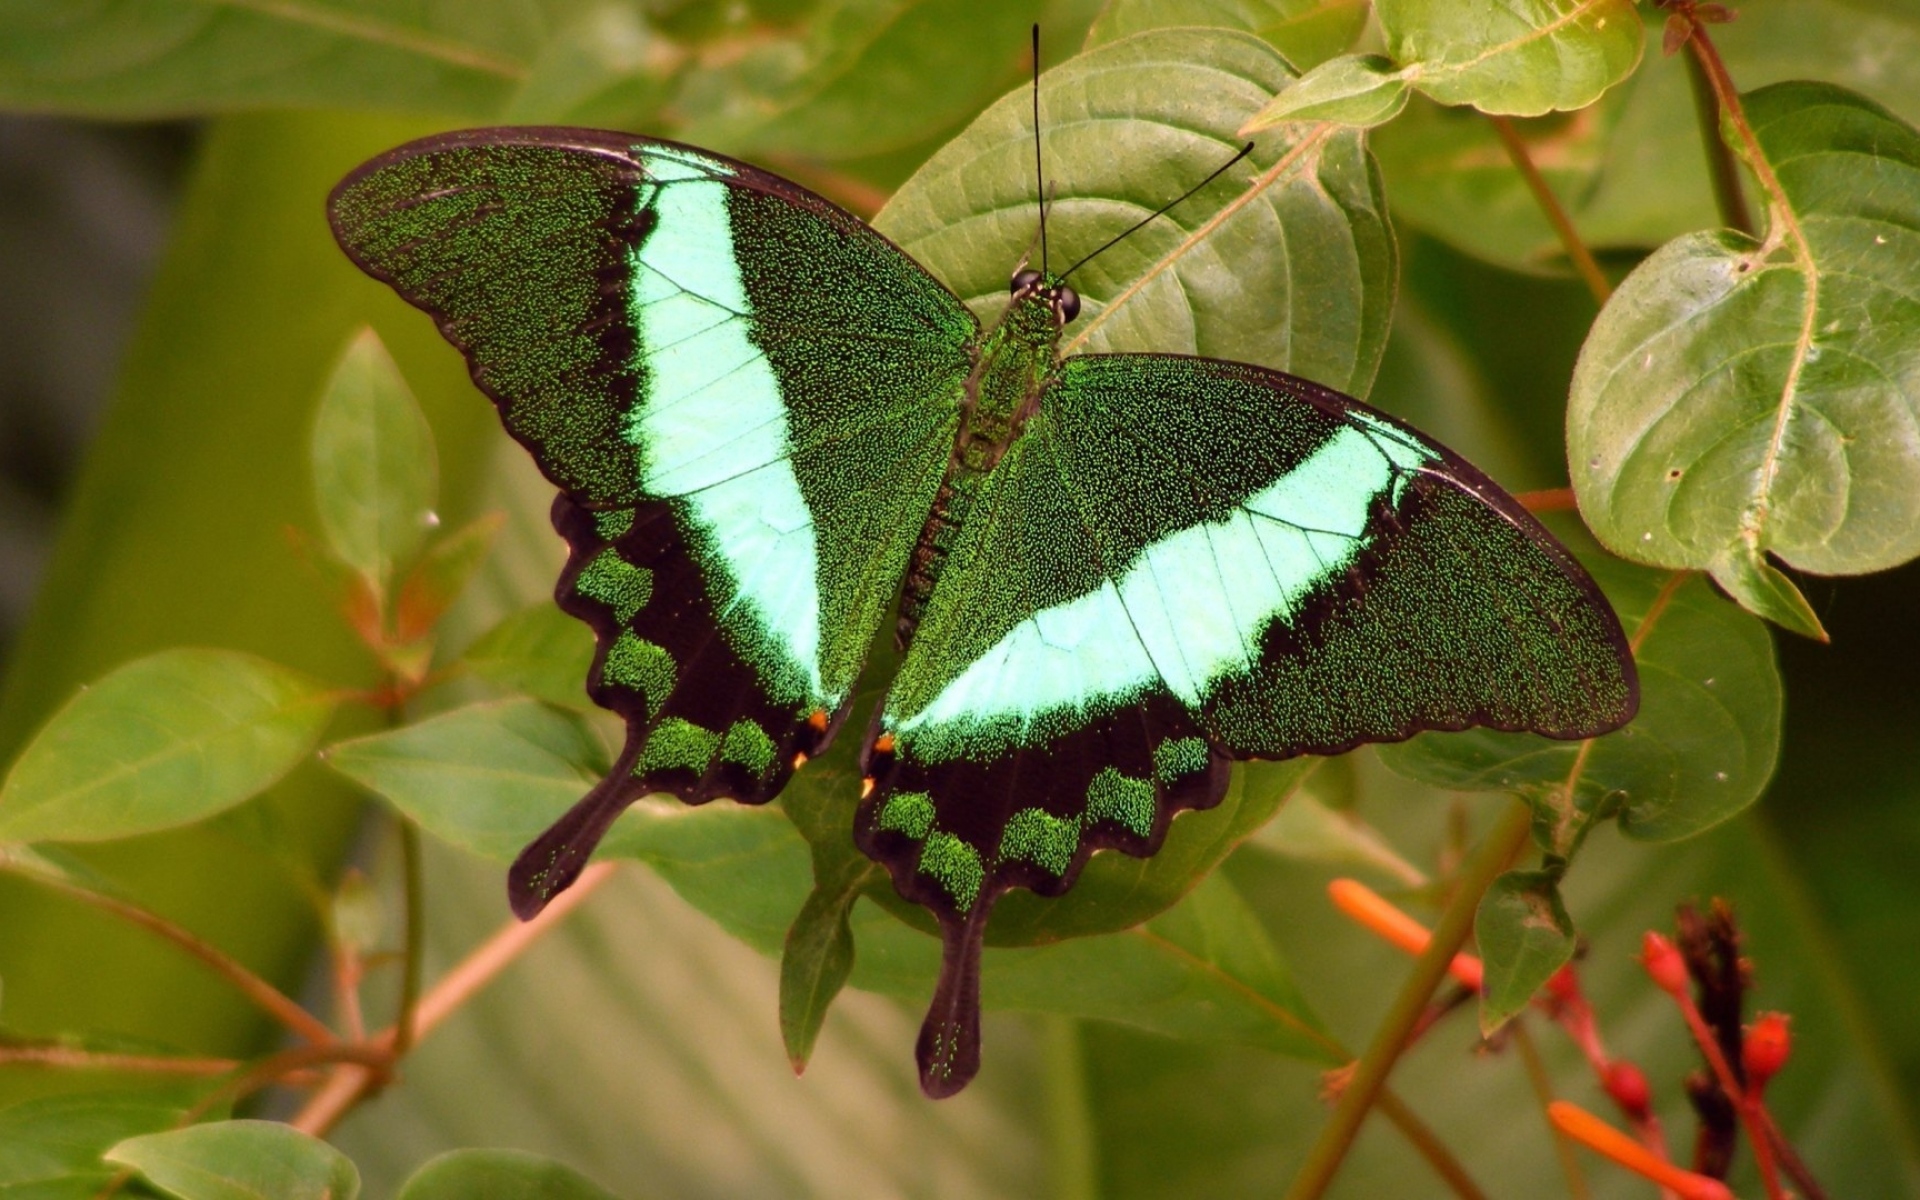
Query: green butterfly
xmin=329 ymin=122 xmax=1636 ymax=1097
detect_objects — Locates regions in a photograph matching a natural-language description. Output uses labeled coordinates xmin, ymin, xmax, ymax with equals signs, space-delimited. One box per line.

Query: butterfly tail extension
xmin=508 ymin=746 xmax=643 ymax=919
xmin=917 ymin=906 xmax=990 ymax=1099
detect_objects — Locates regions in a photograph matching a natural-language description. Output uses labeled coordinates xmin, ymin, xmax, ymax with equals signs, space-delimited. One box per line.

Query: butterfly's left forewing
xmin=864 ymin=351 xmax=1636 ymax=1094
xmin=330 ymin=130 xmax=973 ymax=913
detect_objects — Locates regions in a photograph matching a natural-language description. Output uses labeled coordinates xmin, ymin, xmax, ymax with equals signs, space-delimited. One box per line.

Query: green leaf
xmin=1377 ymin=0 xmax=1642 ymax=115
xmin=107 ymin=1120 xmax=358 ymax=1200
xmin=1572 ymin=83 xmax=1920 ymax=628
xmin=322 ymin=699 xmax=606 ymax=863
xmin=0 ymin=649 xmax=337 ymax=843
xmin=395 ymin=1149 xmax=620 ymax=1200
xmin=310 ymin=327 xmax=439 ymax=601
xmin=681 ymin=0 xmax=1037 ymax=161
xmin=392 ymin=512 xmax=505 ymax=644
xmin=499 ymin=7 xmax=676 ymax=128
xmin=0 ymin=3 xmax=535 ymax=118
xmin=1084 ymin=0 xmax=1370 ymax=70
xmin=1240 ymin=54 xmax=1409 ymax=131
xmin=458 ymin=605 xmax=597 ymax=713
xmin=1474 ymin=867 xmax=1574 ymax=1034
xmin=778 ymin=866 xmax=866 ymax=1072
xmin=1377 ymin=548 xmax=1782 ymax=845
xmin=0 ymin=1093 xmax=185 ymax=1191
xmin=852 ymin=872 xmax=1336 ymax=1061
xmin=878 ymin=26 xmax=1396 ymax=399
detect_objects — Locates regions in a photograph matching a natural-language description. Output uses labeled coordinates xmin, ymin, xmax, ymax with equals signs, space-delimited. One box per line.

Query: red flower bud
xmin=1604 ymin=1060 xmax=1652 ymax=1122
xmin=1641 ymin=931 xmax=1689 ymax=996
xmin=1744 ymin=1011 xmax=1792 ymax=1091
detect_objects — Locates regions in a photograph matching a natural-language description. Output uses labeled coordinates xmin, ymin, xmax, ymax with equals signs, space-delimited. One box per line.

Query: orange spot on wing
xmin=792 ymin=752 xmax=809 ymax=769
xmin=874 ymin=733 xmax=895 ymax=754
xmin=807 ymin=708 xmax=829 ymax=732
xmin=861 ymin=777 xmax=875 ymax=798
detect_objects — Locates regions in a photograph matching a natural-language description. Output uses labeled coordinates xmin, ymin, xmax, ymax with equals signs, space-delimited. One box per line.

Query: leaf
xmin=0 ymin=2 xmax=535 ymax=118
xmin=878 ymin=26 xmax=1396 ymax=399
xmin=0 ymin=1094 xmax=186 ymax=1192
xmin=458 ymin=605 xmax=597 ymax=713
xmin=1377 ymin=546 xmax=1782 ymax=845
xmin=1377 ymin=0 xmax=1643 ymax=115
xmin=322 ymin=699 xmax=607 ymax=863
xmin=1084 ymin=0 xmax=1370 ymax=70
xmin=1572 ymin=83 xmax=1920 ymax=629
xmin=0 ymin=648 xmax=337 ymax=843
xmin=1240 ymin=54 xmax=1410 ymax=131
xmin=392 ymin=512 xmax=505 ymax=644
xmin=851 ymin=872 xmax=1337 ymax=1061
xmin=778 ymin=865 xmax=866 ymax=1072
xmin=681 ymin=0 xmax=1038 ymax=161
xmin=1474 ymin=867 xmax=1575 ymax=1033
xmin=499 ymin=7 xmax=676 ymax=128
xmin=310 ymin=327 xmax=439 ymax=601
xmin=395 ymin=1149 xmax=620 ymax=1200
xmin=107 ymin=1120 xmax=359 ymax=1200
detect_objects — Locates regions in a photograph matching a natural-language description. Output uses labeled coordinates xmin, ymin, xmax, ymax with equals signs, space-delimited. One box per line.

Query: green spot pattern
xmin=1085 ymin=766 xmax=1156 ymax=839
xmin=602 ymin=632 xmax=674 ymax=718
xmin=997 ymin=808 xmax=1079 ymax=875
xmin=637 ymin=717 xmax=720 ymax=775
xmin=576 ymin=547 xmax=652 ymax=622
xmin=1153 ymin=737 xmax=1209 ymax=783
xmin=918 ymin=833 xmax=983 ymax=912
xmin=593 ymin=507 xmax=636 ymax=540
xmin=878 ymin=791 xmax=935 ymax=840
xmin=719 ymin=719 xmax=777 ymax=776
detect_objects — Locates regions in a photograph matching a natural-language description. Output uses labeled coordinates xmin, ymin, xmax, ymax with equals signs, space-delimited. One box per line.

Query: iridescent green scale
xmin=329 ymin=128 xmax=1637 ymax=1098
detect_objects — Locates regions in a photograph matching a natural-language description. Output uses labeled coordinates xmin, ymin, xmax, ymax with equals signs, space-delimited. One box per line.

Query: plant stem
xmin=1512 ymin=1019 xmax=1594 ymax=1200
xmin=7 ymin=866 xmax=336 ymax=1048
xmin=388 ymin=818 xmax=425 ymax=1062
xmin=1376 ymin=1089 xmax=1490 ymax=1200
xmin=1283 ymin=797 xmax=1535 ymax=1200
xmin=288 ymin=859 xmax=619 ymax=1136
xmin=1678 ymin=26 xmax=1754 ymax=237
xmin=1486 ymin=115 xmax=1611 ymax=306
xmin=1043 ymin=1017 xmax=1099 ymax=1200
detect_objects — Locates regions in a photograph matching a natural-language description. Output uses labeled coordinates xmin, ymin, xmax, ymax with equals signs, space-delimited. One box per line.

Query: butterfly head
xmin=1010 ymin=269 xmax=1081 ymax=327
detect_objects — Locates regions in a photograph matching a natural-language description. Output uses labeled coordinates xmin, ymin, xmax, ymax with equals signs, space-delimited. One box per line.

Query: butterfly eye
xmin=1054 ymin=286 xmax=1081 ymax=324
xmin=1011 ymin=269 xmax=1042 ymax=294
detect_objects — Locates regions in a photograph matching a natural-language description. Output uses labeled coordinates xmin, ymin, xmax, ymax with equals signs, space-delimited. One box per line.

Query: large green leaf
xmin=0 ymin=2 xmax=553 ymax=118
xmin=878 ymin=26 xmax=1396 ymax=398
xmin=395 ymin=1149 xmax=621 ymax=1200
xmin=0 ymin=649 xmax=335 ymax=844
xmin=107 ymin=1120 xmax=358 ymax=1200
xmin=1375 ymin=0 xmax=1642 ymax=115
xmin=1571 ymin=83 xmax=1920 ymax=633
xmin=1083 ymin=0 xmax=1369 ymax=69
xmin=457 ymin=605 xmax=597 ymax=714
xmin=0 ymin=1093 xmax=186 ymax=1195
xmin=309 ymin=327 xmax=438 ymax=602
xmin=1378 ymin=550 xmax=1782 ymax=846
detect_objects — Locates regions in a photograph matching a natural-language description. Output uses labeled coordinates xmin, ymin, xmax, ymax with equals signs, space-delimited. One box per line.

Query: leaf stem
xmin=1486 ymin=115 xmax=1611 ymax=306
xmin=288 ymin=859 xmax=619 ymax=1136
xmin=388 ymin=818 xmax=425 ymax=1063
xmin=1511 ymin=1018 xmax=1594 ymax=1200
xmin=1043 ymin=1017 xmax=1099 ymax=1200
xmin=1376 ymin=1090 xmax=1490 ymax=1200
xmin=1283 ymin=797 xmax=1535 ymax=1200
xmin=3 ymin=864 xmax=336 ymax=1048
xmin=1677 ymin=26 xmax=1754 ymax=237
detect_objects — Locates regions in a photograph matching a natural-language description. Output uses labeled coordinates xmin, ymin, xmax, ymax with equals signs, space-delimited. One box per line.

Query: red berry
xmin=1641 ymin=931 xmax=1689 ymax=996
xmin=1744 ymin=1011 xmax=1792 ymax=1090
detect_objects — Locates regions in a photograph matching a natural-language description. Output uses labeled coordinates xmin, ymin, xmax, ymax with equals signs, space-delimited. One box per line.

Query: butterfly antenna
xmin=1032 ymin=23 xmax=1048 ymax=275
xmin=1058 ymin=141 xmax=1256 ymax=283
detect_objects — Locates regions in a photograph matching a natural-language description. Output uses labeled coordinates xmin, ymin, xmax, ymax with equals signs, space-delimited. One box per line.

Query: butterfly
xmin=329 ymin=116 xmax=1637 ymax=1098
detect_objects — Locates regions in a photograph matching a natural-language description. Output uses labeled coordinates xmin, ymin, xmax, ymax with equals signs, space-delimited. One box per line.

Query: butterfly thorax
xmin=894 ymin=281 xmax=1068 ymax=648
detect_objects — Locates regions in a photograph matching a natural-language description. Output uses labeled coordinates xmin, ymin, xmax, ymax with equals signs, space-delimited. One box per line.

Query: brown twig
xmin=1515 ymin=487 xmax=1578 ymax=514
xmin=1487 ymin=115 xmax=1612 ymax=305
xmin=1377 ymin=1089 xmax=1491 ymax=1200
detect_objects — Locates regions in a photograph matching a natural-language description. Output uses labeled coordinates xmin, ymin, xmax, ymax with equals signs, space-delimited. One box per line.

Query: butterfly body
xmin=330 ymin=126 xmax=1637 ymax=1098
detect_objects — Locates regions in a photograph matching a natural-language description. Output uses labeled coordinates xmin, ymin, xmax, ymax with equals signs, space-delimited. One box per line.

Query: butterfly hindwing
xmin=864 ymin=351 xmax=1635 ymax=1094
xmin=329 ymin=130 xmax=974 ymax=913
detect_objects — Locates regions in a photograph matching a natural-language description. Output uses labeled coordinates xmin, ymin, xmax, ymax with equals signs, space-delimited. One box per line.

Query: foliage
xmin=1 ymin=1 xmax=1918 ymax=1197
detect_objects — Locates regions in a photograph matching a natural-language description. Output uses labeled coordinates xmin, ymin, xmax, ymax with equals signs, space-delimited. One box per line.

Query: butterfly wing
xmin=863 ymin=352 xmax=1637 ymax=1095
xmin=329 ymin=130 xmax=973 ymax=914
